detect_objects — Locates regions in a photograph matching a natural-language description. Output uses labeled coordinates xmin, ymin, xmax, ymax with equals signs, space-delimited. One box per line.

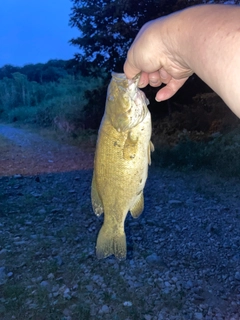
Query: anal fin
xmin=130 ymin=192 xmax=144 ymax=218
xmin=91 ymin=173 xmax=103 ymax=216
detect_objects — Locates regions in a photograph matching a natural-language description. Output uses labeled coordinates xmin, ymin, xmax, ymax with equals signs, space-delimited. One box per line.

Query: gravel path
xmin=0 ymin=124 xmax=239 ymax=319
xmin=0 ymin=124 xmax=94 ymax=175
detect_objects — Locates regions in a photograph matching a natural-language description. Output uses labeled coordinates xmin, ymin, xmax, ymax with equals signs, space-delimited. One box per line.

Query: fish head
xmin=106 ymin=72 xmax=149 ymax=132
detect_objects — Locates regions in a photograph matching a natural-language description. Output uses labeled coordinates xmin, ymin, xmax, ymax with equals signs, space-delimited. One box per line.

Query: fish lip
xmin=111 ymin=72 xmax=140 ymax=86
xmin=111 ymin=72 xmax=126 ymax=80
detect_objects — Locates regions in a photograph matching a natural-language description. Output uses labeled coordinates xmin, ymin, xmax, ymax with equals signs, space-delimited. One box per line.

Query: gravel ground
xmin=0 ymin=124 xmax=240 ymax=319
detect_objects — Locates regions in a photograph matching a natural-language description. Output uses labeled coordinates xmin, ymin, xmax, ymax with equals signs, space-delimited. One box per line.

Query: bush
xmin=0 ymin=73 xmax=105 ymax=131
xmin=5 ymin=106 xmax=40 ymax=123
xmin=153 ymin=126 xmax=240 ymax=177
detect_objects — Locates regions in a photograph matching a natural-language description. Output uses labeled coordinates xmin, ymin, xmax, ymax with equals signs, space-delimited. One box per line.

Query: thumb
xmin=155 ymin=77 xmax=188 ymax=101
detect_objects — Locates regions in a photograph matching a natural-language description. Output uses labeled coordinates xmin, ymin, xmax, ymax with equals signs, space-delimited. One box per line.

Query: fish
xmin=91 ymin=72 xmax=154 ymax=260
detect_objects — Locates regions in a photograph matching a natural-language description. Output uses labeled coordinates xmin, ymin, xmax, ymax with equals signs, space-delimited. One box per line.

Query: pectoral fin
xmin=148 ymin=141 xmax=155 ymax=165
xmin=123 ymin=131 xmax=138 ymax=160
xmin=91 ymin=173 xmax=103 ymax=216
xmin=130 ymin=192 xmax=144 ymax=218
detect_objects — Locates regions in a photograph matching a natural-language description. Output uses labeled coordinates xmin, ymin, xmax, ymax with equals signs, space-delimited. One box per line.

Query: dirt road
xmin=0 ymin=124 xmax=94 ymax=176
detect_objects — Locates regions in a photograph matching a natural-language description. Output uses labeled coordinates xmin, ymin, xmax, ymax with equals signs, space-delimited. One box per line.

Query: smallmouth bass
xmin=91 ymin=72 xmax=154 ymax=260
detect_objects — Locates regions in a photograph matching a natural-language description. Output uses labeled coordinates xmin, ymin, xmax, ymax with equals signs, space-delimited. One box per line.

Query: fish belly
xmin=92 ymin=113 xmax=151 ymax=259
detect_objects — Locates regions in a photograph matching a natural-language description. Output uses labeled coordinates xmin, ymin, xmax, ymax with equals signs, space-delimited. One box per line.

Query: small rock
xmin=146 ymin=253 xmax=166 ymax=267
xmin=63 ymin=288 xmax=71 ymax=300
xmin=123 ymin=301 xmax=132 ymax=307
xmin=0 ymin=249 xmax=7 ymax=259
xmin=48 ymin=273 xmax=55 ymax=280
xmin=168 ymin=199 xmax=182 ymax=205
xmin=72 ymin=284 xmax=78 ymax=290
xmin=31 ymin=192 xmax=42 ymax=197
xmin=38 ymin=209 xmax=46 ymax=214
xmin=99 ymin=305 xmax=110 ymax=314
xmin=54 ymin=255 xmax=63 ymax=266
xmin=234 ymin=271 xmax=240 ymax=281
xmin=36 ymin=276 xmax=43 ymax=283
xmin=85 ymin=285 xmax=93 ymax=291
xmin=63 ymin=308 xmax=71 ymax=316
xmin=51 ymin=208 xmax=60 ymax=213
xmin=52 ymin=284 xmax=60 ymax=293
xmin=13 ymin=174 xmax=22 ymax=179
xmin=157 ymin=314 xmax=164 ymax=320
xmin=185 ymin=280 xmax=193 ymax=289
xmin=193 ymin=294 xmax=205 ymax=301
xmin=194 ymin=312 xmax=203 ymax=320
xmin=164 ymin=281 xmax=171 ymax=287
xmin=40 ymin=280 xmax=50 ymax=290
xmin=144 ymin=315 xmax=152 ymax=320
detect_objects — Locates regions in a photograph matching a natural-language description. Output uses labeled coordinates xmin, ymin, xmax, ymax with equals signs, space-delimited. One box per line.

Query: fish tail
xmin=96 ymin=224 xmax=126 ymax=260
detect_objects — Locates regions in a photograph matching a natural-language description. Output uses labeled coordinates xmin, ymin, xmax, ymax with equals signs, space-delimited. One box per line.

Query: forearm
xmin=169 ymin=5 xmax=240 ymax=117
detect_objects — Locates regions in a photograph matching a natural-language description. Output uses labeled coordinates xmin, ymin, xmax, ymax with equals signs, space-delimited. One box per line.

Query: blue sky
xmin=0 ymin=0 xmax=79 ymax=67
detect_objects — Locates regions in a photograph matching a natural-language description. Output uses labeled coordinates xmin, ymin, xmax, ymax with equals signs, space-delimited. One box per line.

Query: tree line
xmin=0 ymin=60 xmax=105 ymax=129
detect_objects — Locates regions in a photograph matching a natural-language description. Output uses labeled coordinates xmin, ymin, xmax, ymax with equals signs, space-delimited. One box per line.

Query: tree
xmin=0 ymin=64 xmax=20 ymax=80
xmin=69 ymin=0 xmax=208 ymax=72
xmin=69 ymin=0 xmax=240 ymax=72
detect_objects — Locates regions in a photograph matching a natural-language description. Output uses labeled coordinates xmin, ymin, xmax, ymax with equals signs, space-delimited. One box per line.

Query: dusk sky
xmin=0 ymin=0 xmax=79 ymax=67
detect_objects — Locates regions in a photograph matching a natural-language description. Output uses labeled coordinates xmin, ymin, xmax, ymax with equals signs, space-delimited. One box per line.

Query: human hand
xmin=123 ymin=16 xmax=193 ymax=102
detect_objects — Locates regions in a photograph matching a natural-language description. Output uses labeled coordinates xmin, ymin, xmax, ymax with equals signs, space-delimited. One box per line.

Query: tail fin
xmin=96 ymin=224 xmax=126 ymax=260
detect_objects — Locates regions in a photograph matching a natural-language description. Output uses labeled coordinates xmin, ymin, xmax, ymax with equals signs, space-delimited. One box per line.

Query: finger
xmin=123 ymin=60 xmax=141 ymax=79
xmin=149 ymin=71 xmax=162 ymax=87
xmin=155 ymin=77 xmax=189 ymax=101
xmin=159 ymin=68 xmax=172 ymax=84
xmin=138 ymin=72 xmax=150 ymax=88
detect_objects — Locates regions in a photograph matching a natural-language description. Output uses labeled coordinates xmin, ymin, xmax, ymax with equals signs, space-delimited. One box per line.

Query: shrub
xmin=153 ymin=126 xmax=240 ymax=177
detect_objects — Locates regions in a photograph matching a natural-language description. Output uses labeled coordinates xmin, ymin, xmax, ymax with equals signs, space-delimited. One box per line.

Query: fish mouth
xmin=110 ymin=72 xmax=149 ymax=132
xmin=111 ymin=72 xmax=140 ymax=88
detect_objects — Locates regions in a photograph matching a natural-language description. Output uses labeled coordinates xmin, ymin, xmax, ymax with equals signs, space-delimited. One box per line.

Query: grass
xmin=152 ymin=126 xmax=240 ymax=177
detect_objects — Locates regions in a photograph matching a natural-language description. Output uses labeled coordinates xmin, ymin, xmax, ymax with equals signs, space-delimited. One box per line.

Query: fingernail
xmin=150 ymin=79 xmax=158 ymax=84
xmin=155 ymin=97 xmax=161 ymax=102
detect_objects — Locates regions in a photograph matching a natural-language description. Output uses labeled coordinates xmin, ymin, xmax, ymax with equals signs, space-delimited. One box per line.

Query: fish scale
xmin=91 ymin=72 xmax=154 ymax=260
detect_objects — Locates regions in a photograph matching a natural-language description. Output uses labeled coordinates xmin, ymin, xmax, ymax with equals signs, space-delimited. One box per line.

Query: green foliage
xmin=0 ymin=60 xmax=75 ymax=83
xmin=153 ymin=127 xmax=240 ymax=176
xmin=70 ymin=0 xmax=163 ymax=71
xmin=0 ymin=69 xmax=105 ymax=129
xmin=69 ymin=0 xmax=216 ymax=72
xmin=7 ymin=106 xmax=40 ymax=123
